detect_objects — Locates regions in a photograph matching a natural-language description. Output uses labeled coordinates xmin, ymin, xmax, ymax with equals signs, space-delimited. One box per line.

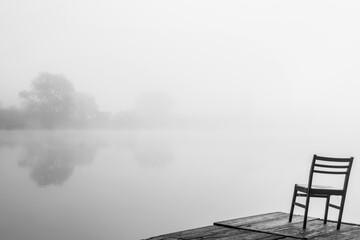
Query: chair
xmin=289 ymin=154 xmax=354 ymax=230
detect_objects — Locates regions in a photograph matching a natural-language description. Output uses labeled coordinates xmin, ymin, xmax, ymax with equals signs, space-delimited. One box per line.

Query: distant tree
xmin=19 ymin=72 xmax=76 ymax=128
xmin=73 ymin=92 xmax=99 ymax=125
xmin=0 ymin=107 xmax=26 ymax=129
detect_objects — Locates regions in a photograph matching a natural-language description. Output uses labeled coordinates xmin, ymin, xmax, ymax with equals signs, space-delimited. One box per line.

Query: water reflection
xmin=134 ymin=145 xmax=173 ymax=168
xmin=18 ymin=133 xmax=102 ymax=187
xmin=130 ymin=132 xmax=174 ymax=168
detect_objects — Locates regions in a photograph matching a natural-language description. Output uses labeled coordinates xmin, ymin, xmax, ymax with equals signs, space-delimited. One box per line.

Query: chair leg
xmin=337 ymin=195 xmax=347 ymax=230
xmin=289 ymin=186 xmax=297 ymax=222
xmin=324 ymin=196 xmax=330 ymax=224
xmin=303 ymin=194 xmax=311 ymax=229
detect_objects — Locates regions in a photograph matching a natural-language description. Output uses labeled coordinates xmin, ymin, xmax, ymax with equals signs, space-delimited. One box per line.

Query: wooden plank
xmin=146 ymin=212 xmax=360 ymax=240
xmin=215 ymin=212 xmax=317 ymax=229
xmin=266 ymin=219 xmax=356 ymax=239
xmin=281 ymin=238 xmax=302 ymax=240
xmin=214 ymin=212 xmax=287 ymax=228
xmin=146 ymin=225 xmax=216 ymax=240
xmin=230 ymin=214 xmax=314 ymax=231
xmin=186 ymin=228 xmax=288 ymax=240
xmin=215 ymin=212 xmax=360 ymax=239
xmin=215 ymin=212 xmax=318 ymax=238
xmin=311 ymin=226 xmax=360 ymax=240
xmin=145 ymin=225 xmax=286 ymax=240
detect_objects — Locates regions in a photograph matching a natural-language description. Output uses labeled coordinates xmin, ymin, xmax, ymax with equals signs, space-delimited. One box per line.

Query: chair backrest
xmin=307 ymin=154 xmax=354 ymax=191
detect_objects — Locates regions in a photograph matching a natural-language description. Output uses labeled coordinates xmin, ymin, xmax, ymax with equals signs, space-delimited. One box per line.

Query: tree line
xmin=0 ymin=72 xmax=175 ymax=129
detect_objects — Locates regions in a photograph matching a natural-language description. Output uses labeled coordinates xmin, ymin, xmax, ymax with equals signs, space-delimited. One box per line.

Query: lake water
xmin=1 ymin=129 xmax=360 ymax=240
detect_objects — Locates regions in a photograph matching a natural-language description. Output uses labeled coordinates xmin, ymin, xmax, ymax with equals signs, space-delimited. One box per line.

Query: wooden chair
xmin=289 ymin=154 xmax=354 ymax=230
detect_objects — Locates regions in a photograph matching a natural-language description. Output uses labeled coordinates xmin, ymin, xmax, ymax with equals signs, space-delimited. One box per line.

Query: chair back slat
xmin=307 ymin=154 xmax=354 ymax=191
xmin=314 ymin=163 xmax=349 ymax=169
xmin=315 ymin=156 xmax=352 ymax=162
xmin=313 ymin=170 xmax=348 ymax=175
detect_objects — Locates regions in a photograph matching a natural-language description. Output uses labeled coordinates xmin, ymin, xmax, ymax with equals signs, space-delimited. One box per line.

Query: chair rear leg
xmin=324 ymin=196 xmax=330 ymax=224
xmin=303 ymin=194 xmax=311 ymax=229
xmin=337 ymin=195 xmax=347 ymax=230
xmin=289 ymin=186 xmax=297 ymax=222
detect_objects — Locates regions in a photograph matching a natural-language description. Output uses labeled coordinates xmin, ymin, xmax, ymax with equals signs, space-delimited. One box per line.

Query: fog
xmin=1 ymin=1 xmax=360 ymax=240
xmin=1 ymin=1 xmax=360 ymax=119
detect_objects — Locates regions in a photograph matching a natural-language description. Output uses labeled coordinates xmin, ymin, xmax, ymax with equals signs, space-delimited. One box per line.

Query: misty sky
xmin=1 ymin=1 xmax=360 ymax=116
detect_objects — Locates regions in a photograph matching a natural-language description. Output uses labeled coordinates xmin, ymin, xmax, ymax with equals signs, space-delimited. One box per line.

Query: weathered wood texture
xmin=145 ymin=212 xmax=360 ymax=240
xmin=215 ymin=212 xmax=317 ymax=230
xmin=215 ymin=212 xmax=343 ymax=239
xmin=146 ymin=225 xmax=289 ymax=240
xmin=311 ymin=227 xmax=360 ymax=240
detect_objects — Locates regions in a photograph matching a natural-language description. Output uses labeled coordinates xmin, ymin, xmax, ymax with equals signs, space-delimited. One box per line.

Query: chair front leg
xmin=337 ymin=195 xmax=347 ymax=230
xmin=324 ymin=196 xmax=330 ymax=224
xmin=303 ymin=194 xmax=311 ymax=229
xmin=289 ymin=186 xmax=297 ymax=222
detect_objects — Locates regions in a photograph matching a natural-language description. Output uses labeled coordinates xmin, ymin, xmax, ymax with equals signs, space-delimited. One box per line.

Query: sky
xmin=1 ymin=1 xmax=360 ymax=118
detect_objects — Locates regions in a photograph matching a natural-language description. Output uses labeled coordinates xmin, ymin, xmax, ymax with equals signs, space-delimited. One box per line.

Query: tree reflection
xmin=18 ymin=133 xmax=101 ymax=187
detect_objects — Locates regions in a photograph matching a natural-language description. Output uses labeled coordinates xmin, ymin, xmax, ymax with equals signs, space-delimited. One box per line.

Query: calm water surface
xmin=0 ymin=129 xmax=360 ymax=240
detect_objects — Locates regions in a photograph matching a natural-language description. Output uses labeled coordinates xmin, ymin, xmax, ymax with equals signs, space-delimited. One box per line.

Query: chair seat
xmin=295 ymin=184 xmax=343 ymax=195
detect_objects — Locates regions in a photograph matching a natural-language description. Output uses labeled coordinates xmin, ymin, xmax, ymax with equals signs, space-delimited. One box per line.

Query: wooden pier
xmin=145 ymin=212 xmax=360 ymax=239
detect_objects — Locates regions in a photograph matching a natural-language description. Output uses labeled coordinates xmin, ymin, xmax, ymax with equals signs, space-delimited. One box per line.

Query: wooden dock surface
xmin=145 ymin=212 xmax=360 ymax=239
